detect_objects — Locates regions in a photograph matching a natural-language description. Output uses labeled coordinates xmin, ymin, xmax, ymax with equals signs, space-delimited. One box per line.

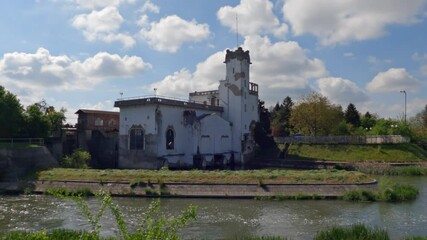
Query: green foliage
xmin=0 ymin=229 xmax=98 ymax=240
xmin=378 ymin=181 xmax=419 ymax=202
xmin=0 ymin=86 xmax=25 ymax=138
xmin=253 ymin=122 xmax=279 ymax=157
xmin=46 ymin=190 xmax=197 ymax=239
xmin=258 ymin=100 xmax=271 ymax=134
xmin=343 ymin=181 xmax=419 ymax=202
xmin=314 ymin=224 xmax=390 ymax=240
xmin=46 ymin=187 xmax=94 ymax=197
xmin=290 ymin=92 xmax=344 ymax=136
xmin=61 ymin=149 xmax=91 ymax=168
xmin=271 ymin=96 xmax=293 ymax=137
xmin=344 ymin=103 xmax=361 ymax=127
xmin=236 ymin=236 xmax=287 ymax=240
xmin=342 ymin=189 xmax=377 ymax=202
xmin=24 ymin=104 xmax=51 ymax=139
xmin=129 ymin=199 xmax=197 ymax=240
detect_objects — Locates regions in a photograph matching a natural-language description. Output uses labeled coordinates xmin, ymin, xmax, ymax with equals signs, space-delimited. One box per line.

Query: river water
xmin=1 ymin=177 xmax=426 ymax=239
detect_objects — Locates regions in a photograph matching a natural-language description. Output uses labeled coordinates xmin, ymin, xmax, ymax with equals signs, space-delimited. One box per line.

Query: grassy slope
xmin=37 ymin=168 xmax=374 ymax=184
xmin=286 ymin=143 xmax=427 ymax=162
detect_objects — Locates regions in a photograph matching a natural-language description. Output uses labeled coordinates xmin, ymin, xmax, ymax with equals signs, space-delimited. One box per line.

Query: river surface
xmin=1 ymin=177 xmax=427 ymax=239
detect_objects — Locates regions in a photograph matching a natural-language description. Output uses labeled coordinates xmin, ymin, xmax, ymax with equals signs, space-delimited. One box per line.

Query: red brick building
xmin=75 ymin=109 xmax=120 ymax=168
xmin=75 ymin=109 xmax=119 ymax=132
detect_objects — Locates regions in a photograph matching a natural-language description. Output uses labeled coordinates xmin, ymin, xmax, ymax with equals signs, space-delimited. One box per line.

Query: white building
xmin=114 ymin=47 xmax=259 ymax=169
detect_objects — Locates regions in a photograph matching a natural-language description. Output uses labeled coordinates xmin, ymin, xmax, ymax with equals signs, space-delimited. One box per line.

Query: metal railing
xmin=0 ymin=138 xmax=44 ymax=147
xmin=275 ymin=135 xmax=410 ymax=145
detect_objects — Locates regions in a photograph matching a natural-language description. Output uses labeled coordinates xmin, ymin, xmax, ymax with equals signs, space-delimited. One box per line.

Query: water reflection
xmin=0 ymin=177 xmax=426 ymax=239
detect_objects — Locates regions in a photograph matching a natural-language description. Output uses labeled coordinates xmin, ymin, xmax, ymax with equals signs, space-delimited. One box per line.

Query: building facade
xmin=114 ymin=47 xmax=259 ymax=169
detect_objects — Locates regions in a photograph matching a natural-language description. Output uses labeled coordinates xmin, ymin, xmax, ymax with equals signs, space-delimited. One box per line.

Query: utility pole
xmin=400 ymin=90 xmax=407 ymax=124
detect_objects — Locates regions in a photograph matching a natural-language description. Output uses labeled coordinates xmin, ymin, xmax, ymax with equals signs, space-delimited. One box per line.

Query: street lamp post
xmin=400 ymin=90 xmax=407 ymax=124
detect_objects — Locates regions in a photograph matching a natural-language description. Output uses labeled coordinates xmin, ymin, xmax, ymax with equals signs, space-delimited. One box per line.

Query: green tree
xmin=423 ymin=104 xmax=427 ymax=128
xmin=23 ymin=104 xmax=51 ymax=138
xmin=23 ymin=100 xmax=66 ymax=138
xmin=290 ymin=92 xmax=343 ymax=136
xmin=361 ymin=112 xmax=376 ymax=130
xmin=344 ymin=103 xmax=361 ymax=127
xmin=271 ymin=96 xmax=293 ymax=137
xmin=0 ymin=86 xmax=25 ymax=137
xmin=258 ymin=100 xmax=271 ymax=134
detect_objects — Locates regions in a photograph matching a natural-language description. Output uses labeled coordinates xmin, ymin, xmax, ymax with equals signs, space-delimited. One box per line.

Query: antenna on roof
xmin=236 ymin=13 xmax=239 ymax=48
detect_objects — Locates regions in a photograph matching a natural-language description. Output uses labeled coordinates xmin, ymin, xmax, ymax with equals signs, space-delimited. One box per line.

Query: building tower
xmin=219 ymin=47 xmax=259 ymax=163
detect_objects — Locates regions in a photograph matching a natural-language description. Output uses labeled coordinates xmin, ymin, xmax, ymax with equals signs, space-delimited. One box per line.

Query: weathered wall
xmin=0 ymin=147 xmax=58 ymax=181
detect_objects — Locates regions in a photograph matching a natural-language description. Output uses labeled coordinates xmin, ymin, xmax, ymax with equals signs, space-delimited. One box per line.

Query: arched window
xmin=166 ymin=128 xmax=174 ymax=150
xmin=95 ymin=118 xmax=104 ymax=126
xmin=129 ymin=127 xmax=144 ymax=150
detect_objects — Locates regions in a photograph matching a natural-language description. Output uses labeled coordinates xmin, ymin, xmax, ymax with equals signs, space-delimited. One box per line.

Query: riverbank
xmin=284 ymin=143 xmax=427 ymax=162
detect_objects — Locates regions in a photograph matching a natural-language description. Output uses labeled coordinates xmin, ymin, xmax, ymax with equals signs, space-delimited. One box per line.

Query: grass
xmin=314 ymin=224 xmax=390 ymax=240
xmin=36 ymin=168 xmax=374 ymax=184
xmin=358 ymin=165 xmax=427 ymax=176
xmin=286 ymin=143 xmax=427 ymax=162
xmin=342 ymin=181 xmax=419 ymax=202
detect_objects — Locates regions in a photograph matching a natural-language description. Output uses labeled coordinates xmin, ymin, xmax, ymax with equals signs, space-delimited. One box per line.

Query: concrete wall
xmin=0 ymin=147 xmax=58 ymax=181
xmin=32 ymin=180 xmax=378 ymax=198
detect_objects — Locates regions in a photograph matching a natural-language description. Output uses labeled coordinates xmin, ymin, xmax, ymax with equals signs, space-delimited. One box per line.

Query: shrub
xmin=342 ymin=189 xmax=377 ymax=202
xmin=314 ymin=224 xmax=390 ymax=240
xmin=61 ymin=149 xmax=91 ymax=168
xmin=379 ymin=183 xmax=419 ymax=202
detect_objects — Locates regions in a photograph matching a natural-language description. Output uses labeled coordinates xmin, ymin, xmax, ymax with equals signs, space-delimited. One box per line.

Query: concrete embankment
xmin=0 ymin=146 xmax=58 ymax=182
xmin=32 ymin=180 xmax=377 ymax=198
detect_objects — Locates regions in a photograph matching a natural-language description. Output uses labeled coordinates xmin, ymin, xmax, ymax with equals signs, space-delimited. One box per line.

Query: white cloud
xmin=72 ymin=0 xmax=135 ymax=9
xmin=344 ymin=52 xmax=354 ymax=58
xmin=421 ymin=64 xmax=427 ymax=75
xmin=72 ymin=6 xmax=135 ymax=48
xmin=150 ymin=52 xmax=224 ymax=98
xmin=139 ymin=15 xmax=210 ymax=52
xmin=283 ymin=0 xmax=427 ymax=45
xmin=317 ymin=77 xmax=368 ymax=105
xmin=150 ymin=35 xmax=328 ymax=106
xmin=139 ymin=0 xmax=159 ymax=14
xmin=366 ymin=68 xmax=421 ymax=92
xmin=242 ymin=35 xmax=328 ymax=104
xmin=0 ymin=48 xmax=151 ymax=92
xmin=217 ymin=0 xmax=288 ymax=38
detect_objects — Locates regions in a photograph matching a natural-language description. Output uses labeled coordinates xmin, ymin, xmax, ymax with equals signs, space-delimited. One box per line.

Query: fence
xmin=0 ymin=138 xmax=44 ymax=147
xmin=274 ymin=135 xmax=410 ymax=145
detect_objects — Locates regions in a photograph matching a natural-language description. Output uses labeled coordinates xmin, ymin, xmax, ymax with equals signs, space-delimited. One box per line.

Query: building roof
xmin=75 ymin=109 xmax=120 ymax=115
xmin=114 ymin=97 xmax=223 ymax=112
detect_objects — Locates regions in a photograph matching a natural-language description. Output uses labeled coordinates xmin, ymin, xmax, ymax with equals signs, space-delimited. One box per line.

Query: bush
xmin=342 ymin=189 xmax=377 ymax=202
xmin=61 ymin=149 xmax=91 ymax=168
xmin=314 ymin=224 xmax=390 ymax=240
xmin=379 ymin=183 xmax=419 ymax=202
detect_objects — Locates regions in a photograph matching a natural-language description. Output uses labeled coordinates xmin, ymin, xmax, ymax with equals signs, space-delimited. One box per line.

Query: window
xmin=129 ymin=127 xmax=144 ymax=150
xmin=94 ymin=118 xmax=104 ymax=126
xmin=166 ymin=128 xmax=174 ymax=150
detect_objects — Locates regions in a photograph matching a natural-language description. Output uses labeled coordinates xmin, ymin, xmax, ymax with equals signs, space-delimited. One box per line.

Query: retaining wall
xmin=32 ymin=180 xmax=378 ymax=198
xmin=0 ymin=147 xmax=58 ymax=181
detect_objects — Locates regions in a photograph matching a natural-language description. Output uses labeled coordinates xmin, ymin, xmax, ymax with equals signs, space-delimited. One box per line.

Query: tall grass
xmin=314 ymin=224 xmax=390 ymax=240
xmin=2 ymin=190 xmax=197 ymax=240
xmin=342 ymin=181 xmax=419 ymax=202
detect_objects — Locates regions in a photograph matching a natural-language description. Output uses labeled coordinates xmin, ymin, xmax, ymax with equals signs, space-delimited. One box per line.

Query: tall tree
xmin=23 ymin=101 xmax=66 ymax=138
xmin=423 ymin=104 xmax=427 ymax=128
xmin=0 ymin=86 xmax=24 ymax=137
xmin=290 ymin=92 xmax=343 ymax=136
xmin=271 ymin=96 xmax=293 ymax=137
xmin=344 ymin=103 xmax=361 ymax=127
xmin=361 ymin=112 xmax=376 ymax=130
xmin=258 ymin=100 xmax=271 ymax=134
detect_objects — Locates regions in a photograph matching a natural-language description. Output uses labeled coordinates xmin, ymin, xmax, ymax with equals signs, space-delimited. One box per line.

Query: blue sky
xmin=0 ymin=0 xmax=426 ymax=124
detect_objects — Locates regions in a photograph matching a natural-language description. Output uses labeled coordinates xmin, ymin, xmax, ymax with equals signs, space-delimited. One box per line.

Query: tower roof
xmin=224 ymin=47 xmax=251 ymax=64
